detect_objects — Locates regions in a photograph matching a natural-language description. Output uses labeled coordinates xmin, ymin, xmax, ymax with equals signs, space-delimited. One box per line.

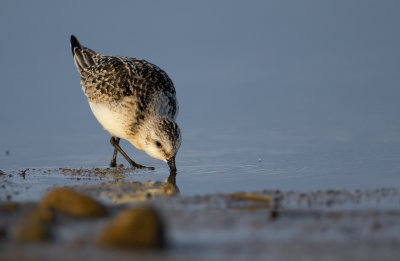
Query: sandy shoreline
xmin=1 ymin=168 xmax=400 ymax=260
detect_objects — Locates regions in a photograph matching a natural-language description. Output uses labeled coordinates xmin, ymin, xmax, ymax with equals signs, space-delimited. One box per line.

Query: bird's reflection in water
xmin=93 ymin=172 xmax=180 ymax=204
xmin=168 ymin=171 xmax=179 ymax=192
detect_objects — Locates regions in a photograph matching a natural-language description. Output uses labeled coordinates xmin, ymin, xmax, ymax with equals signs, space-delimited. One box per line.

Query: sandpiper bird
xmin=70 ymin=35 xmax=181 ymax=174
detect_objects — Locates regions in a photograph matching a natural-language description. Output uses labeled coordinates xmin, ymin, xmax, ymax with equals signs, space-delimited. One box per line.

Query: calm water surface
xmin=1 ymin=124 xmax=400 ymax=196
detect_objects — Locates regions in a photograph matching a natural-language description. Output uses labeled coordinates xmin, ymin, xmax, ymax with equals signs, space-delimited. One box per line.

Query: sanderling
xmin=70 ymin=35 xmax=181 ymax=174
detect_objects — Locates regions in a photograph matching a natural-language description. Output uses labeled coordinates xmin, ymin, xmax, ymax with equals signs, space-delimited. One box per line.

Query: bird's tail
xmin=70 ymin=35 xmax=97 ymax=72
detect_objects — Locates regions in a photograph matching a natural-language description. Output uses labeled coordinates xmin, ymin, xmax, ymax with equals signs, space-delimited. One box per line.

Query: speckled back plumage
xmin=72 ymin=41 xmax=178 ymax=125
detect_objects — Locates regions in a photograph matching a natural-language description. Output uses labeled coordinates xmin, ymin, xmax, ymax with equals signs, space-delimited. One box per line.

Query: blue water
xmin=1 ymin=1 xmax=400 ymax=195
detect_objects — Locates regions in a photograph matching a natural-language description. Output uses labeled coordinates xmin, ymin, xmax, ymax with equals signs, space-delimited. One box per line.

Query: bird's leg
xmin=109 ymin=136 xmax=155 ymax=170
xmin=110 ymin=137 xmax=120 ymax=167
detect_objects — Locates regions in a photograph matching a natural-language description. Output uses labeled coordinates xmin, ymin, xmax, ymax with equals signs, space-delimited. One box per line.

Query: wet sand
xmin=1 ymin=168 xmax=400 ymax=261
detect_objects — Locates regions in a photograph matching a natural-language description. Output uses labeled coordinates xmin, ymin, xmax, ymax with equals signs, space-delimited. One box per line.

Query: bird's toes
xmin=130 ymin=162 xmax=155 ymax=170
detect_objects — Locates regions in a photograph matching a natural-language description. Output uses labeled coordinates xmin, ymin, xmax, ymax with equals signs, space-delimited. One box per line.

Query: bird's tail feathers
xmin=70 ymin=35 xmax=97 ymax=71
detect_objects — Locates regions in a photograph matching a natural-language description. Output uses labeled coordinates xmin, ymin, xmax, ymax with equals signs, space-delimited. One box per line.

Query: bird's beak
xmin=167 ymin=157 xmax=177 ymax=174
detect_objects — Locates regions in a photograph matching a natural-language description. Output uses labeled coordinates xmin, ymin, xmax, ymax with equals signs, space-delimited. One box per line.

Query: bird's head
xmin=133 ymin=116 xmax=181 ymax=173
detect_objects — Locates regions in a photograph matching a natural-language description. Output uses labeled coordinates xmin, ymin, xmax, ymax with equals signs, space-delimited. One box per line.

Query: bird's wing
xmin=70 ymin=35 xmax=99 ymax=73
xmin=70 ymin=35 xmax=178 ymax=118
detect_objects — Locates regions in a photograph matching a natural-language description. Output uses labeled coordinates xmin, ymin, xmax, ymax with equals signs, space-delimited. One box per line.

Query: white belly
xmin=89 ymin=102 xmax=133 ymax=139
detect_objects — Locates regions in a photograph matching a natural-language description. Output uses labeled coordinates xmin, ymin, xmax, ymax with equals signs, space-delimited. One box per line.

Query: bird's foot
xmin=129 ymin=161 xmax=155 ymax=170
xmin=110 ymin=160 xmax=117 ymax=168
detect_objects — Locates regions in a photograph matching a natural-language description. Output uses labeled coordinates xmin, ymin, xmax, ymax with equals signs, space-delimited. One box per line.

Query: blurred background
xmin=0 ymin=0 xmax=400 ymax=194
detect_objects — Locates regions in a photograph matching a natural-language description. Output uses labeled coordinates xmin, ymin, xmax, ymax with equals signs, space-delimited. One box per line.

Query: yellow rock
xmin=40 ymin=188 xmax=107 ymax=218
xmin=229 ymin=193 xmax=271 ymax=202
xmin=228 ymin=193 xmax=272 ymax=210
xmin=97 ymin=206 xmax=165 ymax=249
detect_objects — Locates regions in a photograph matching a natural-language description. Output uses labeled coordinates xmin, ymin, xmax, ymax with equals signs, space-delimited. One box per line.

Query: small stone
xmin=269 ymin=209 xmax=279 ymax=220
xmin=227 ymin=193 xmax=272 ymax=210
xmin=97 ymin=206 xmax=165 ymax=249
xmin=229 ymin=193 xmax=271 ymax=203
xmin=40 ymin=188 xmax=107 ymax=218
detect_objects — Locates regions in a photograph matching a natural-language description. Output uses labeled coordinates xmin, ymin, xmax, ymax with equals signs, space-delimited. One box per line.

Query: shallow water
xmin=1 ymin=1 xmax=400 ymax=197
xmin=2 ymin=125 xmax=400 ymax=198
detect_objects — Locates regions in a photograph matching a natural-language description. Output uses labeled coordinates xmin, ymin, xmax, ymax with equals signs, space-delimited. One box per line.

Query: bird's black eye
xmin=155 ymin=141 xmax=162 ymax=148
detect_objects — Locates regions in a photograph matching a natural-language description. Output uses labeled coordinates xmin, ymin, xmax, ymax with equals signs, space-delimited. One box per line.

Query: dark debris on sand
xmin=0 ymin=168 xmax=400 ymax=260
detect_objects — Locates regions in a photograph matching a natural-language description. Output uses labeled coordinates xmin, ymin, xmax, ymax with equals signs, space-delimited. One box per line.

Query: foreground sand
xmin=1 ymin=168 xmax=400 ymax=260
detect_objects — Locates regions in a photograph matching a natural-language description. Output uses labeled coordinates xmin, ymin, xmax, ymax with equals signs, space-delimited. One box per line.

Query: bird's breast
xmin=88 ymin=100 xmax=137 ymax=140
